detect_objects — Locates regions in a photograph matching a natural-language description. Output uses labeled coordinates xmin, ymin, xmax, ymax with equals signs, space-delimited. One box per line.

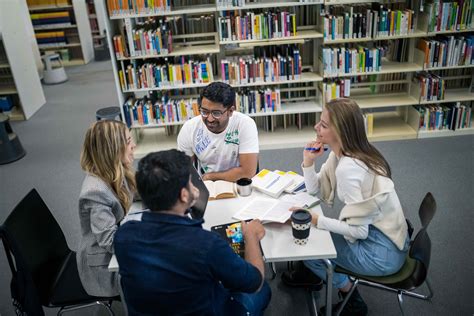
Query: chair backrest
xmin=419 ymin=192 xmax=436 ymax=229
xmin=408 ymin=228 xmax=431 ymax=288
xmin=1 ymin=189 xmax=71 ymax=306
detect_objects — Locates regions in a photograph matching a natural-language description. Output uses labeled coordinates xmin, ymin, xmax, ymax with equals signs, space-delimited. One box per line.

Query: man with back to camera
xmin=114 ymin=149 xmax=271 ymax=315
xmin=177 ymin=82 xmax=259 ymax=182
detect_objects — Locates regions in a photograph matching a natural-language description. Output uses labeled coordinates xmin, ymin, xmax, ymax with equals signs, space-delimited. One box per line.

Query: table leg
xmin=323 ymin=259 xmax=333 ymax=316
xmin=268 ymin=262 xmax=277 ymax=280
xmin=118 ymin=274 xmax=128 ymax=315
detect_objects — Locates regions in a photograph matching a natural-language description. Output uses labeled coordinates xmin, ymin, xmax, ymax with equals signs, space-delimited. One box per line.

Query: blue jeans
xmin=231 ymin=281 xmax=272 ymax=316
xmin=304 ymin=225 xmax=409 ymax=289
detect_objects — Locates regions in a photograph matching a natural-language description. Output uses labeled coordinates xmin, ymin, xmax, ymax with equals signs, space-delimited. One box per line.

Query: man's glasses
xmin=199 ymin=108 xmax=229 ymax=119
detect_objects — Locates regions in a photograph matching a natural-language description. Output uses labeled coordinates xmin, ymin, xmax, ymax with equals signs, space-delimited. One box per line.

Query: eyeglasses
xmin=199 ymin=107 xmax=229 ymax=119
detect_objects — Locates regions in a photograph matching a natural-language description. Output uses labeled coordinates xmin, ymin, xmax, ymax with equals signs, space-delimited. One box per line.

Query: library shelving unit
xmin=27 ymin=0 xmax=94 ymax=66
xmin=102 ymin=0 xmax=474 ymax=158
xmin=0 ymin=3 xmax=46 ymax=121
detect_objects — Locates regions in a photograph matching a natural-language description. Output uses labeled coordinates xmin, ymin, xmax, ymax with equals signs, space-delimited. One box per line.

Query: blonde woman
xmin=76 ymin=120 xmax=136 ymax=297
xmin=283 ymin=99 xmax=409 ymax=316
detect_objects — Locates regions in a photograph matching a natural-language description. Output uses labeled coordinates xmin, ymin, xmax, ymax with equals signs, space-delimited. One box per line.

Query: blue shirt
xmin=114 ymin=212 xmax=262 ymax=315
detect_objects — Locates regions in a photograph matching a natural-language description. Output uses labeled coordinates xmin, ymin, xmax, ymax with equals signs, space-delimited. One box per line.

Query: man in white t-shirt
xmin=177 ymin=82 xmax=259 ymax=182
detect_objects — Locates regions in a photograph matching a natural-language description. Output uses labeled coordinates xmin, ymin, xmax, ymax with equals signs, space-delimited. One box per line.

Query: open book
xmin=233 ymin=198 xmax=296 ymax=223
xmin=204 ymin=180 xmax=236 ymax=200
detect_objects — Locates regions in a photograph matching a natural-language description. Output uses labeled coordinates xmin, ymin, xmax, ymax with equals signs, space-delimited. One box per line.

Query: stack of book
xmin=321 ymin=45 xmax=386 ymax=76
xmin=413 ymin=102 xmax=472 ymax=130
xmin=35 ymin=31 xmax=66 ymax=46
xmin=418 ymin=35 xmax=474 ymax=68
xmin=235 ymin=88 xmax=281 ymax=114
xmin=424 ymin=0 xmax=473 ymax=33
xmin=119 ymin=57 xmax=214 ymax=90
xmin=415 ymin=71 xmax=446 ymax=102
xmin=31 ymin=11 xmax=71 ymax=27
xmin=218 ymin=10 xmax=297 ymax=42
xmin=123 ymin=96 xmax=199 ymax=127
xmin=220 ymin=49 xmax=302 ymax=84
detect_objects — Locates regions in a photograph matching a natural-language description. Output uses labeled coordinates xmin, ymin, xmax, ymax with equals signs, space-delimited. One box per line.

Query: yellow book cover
xmin=367 ymin=113 xmax=374 ymax=135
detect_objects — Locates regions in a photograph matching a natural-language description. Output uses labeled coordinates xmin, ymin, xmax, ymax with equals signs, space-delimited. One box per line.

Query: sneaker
xmin=281 ymin=261 xmax=323 ymax=291
xmin=320 ymin=287 xmax=368 ymax=316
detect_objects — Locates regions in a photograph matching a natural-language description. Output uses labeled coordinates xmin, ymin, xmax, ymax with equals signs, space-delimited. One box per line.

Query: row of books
xmin=27 ymin=0 xmax=70 ymax=6
xmin=322 ymin=6 xmax=416 ymax=41
xmin=118 ymin=58 xmax=214 ymax=91
xmin=35 ymin=31 xmax=66 ymax=45
xmin=218 ymin=11 xmax=297 ymax=42
xmin=123 ymin=96 xmax=199 ymax=127
xmin=131 ymin=21 xmax=173 ymax=56
xmin=413 ymin=102 xmax=472 ymax=130
xmin=235 ymin=89 xmax=281 ymax=114
xmin=321 ymin=45 xmax=385 ymax=76
xmin=323 ymin=79 xmax=351 ymax=102
xmin=107 ymin=0 xmax=171 ymax=15
xmin=415 ymin=72 xmax=446 ymax=102
xmin=424 ymin=0 xmax=472 ymax=33
xmin=30 ymin=11 xmax=71 ymax=26
xmin=417 ymin=36 xmax=474 ymax=68
xmin=220 ymin=51 xmax=302 ymax=84
xmin=216 ymin=0 xmax=319 ymax=8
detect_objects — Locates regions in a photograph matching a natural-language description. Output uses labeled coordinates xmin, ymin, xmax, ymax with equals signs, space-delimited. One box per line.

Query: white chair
xmin=42 ymin=53 xmax=68 ymax=84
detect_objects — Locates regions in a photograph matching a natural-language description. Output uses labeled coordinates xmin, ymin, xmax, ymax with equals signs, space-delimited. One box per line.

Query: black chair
xmin=334 ymin=192 xmax=436 ymax=316
xmin=0 ymin=189 xmax=117 ymax=315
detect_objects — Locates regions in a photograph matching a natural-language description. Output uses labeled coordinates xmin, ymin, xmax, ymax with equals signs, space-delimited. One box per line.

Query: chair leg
xmin=57 ymin=301 xmax=115 ymax=316
xmin=269 ymin=262 xmax=277 ymax=280
xmin=397 ymin=291 xmax=405 ymax=316
xmin=358 ymin=278 xmax=433 ymax=301
xmin=335 ymin=278 xmax=359 ymax=316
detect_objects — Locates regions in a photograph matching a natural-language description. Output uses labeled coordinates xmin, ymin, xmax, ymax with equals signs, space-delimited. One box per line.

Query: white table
xmin=109 ymin=191 xmax=337 ymax=316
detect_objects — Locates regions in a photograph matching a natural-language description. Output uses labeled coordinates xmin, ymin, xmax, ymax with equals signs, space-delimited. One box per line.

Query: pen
xmin=304 ymin=147 xmax=328 ymax=152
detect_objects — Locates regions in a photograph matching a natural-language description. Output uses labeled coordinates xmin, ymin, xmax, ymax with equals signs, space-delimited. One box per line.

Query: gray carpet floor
xmin=0 ymin=61 xmax=472 ymax=316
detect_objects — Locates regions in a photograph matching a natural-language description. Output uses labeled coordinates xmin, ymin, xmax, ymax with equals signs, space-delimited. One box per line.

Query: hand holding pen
xmin=303 ymin=139 xmax=326 ymax=167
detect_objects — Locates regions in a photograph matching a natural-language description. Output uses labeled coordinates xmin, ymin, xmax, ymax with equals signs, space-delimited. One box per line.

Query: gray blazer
xmin=76 ymin=174 xmax=129 ymax=297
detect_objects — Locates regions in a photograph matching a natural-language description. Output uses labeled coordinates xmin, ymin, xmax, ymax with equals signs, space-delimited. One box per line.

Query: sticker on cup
xmin=291 ymin=209 xmax=312 ymax=245
xmin=236 ymin=178 xmax=252 ymax=197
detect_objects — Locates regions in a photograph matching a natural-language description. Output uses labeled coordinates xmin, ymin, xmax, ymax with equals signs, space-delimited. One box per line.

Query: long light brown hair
xmin=325 ymin=98 xmax=391 ymax=178
xmin=80 ymin=120 xmax=136 ymax=212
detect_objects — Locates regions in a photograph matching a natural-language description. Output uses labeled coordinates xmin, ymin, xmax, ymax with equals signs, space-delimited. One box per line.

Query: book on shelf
xmin=321 ymin=45 xmax=385 ymax=76
xmin=363 ymin=112 xmax=374 ymax=136
xmin=107 ymin=0 xmax=171 ymax=16
xmin=204 ymin=180 xmax=237 ymax=200
xmin=322 ymin=4 xmax=416 ymax=41
xmin=218 ymin=10 xmax=298 ymax=42
xmin=417 ymin=35 xmax=474 ymax=69
xmin=251 ymin=169 xmax=293 ymax=199
xmin=413 ymin=102 xmax=472 ymax=130
xmin=424 ymin=0 xmax=473 ymax=33
xmin=123 ymin=95 xmax=199 ymax=127
xmin=323 ymin=79 xmax=351 ymax=102
xmin=236 ymin=88 xmax=281 ymax=114
xmin=220 ymin=46 xmax=302 ymax=84
xmin=35 ymin=31 xmax=66 ymax=45
xmin=119 ymin=57 xmax=214 ymax=91
xmin=31 ymin=11 xmax=72 ymax=26
xmin=130 ymin=19 xmax=173 ymax=56
xmin=274 ymin=170 xmax=306 ymax=193
xmin=27 ymin=0 xmax=71 ymax=7
xmin=415 ymin=71 xmax=446 ymax=101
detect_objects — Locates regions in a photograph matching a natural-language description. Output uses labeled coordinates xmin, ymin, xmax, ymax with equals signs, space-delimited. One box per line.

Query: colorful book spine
xmin=424 ymin=0 xmax=473 ymax=32
xmin=418 ymin=35 xmax=474 ymax=68
xmin=235 ymin=89 xmax=281 ymax=114
xmin=323 ymin=79 xmax=351 ymax=102
xmin=322 ymin=45 xmax=385 ymax=76
xmin=415 ymin=71 xmax=446 ymax=102
xmin=107 ymin=0 xmax=171 ymax=16
xmin=413 ymin=102 xmax=472 ymax=130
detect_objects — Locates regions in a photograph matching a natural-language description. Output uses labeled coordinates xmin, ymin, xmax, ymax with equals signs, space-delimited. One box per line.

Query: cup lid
xmin=291 ymin=210 xmax=312 ymax=223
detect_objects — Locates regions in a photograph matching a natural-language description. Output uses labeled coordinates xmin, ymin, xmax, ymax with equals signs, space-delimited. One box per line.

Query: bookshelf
xmin=102 ymin=0 xmax=473 ymax=157
xmin=0 ymin=3 xmax=46 ymax=121
xmin=27 ymin=0 xmax=94 ymax=66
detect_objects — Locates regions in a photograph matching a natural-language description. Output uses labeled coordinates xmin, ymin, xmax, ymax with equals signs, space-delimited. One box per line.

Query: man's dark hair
xmin=199 ymin=82 xmax=235 ymax=109
xmin=136 ymin=150 xmax=192 ymax=212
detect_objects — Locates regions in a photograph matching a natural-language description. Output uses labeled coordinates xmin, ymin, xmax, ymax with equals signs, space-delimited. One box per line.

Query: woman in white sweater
xmin=283 ymin=98 xmax=409 ymax=316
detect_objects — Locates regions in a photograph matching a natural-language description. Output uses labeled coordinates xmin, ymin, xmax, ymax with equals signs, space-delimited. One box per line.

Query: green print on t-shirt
xmin=224 ymin=130 xmax=239 ymax=145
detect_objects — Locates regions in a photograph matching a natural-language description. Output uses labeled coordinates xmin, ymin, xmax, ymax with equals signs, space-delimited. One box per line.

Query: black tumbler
xmin=291 ymin=209 xmax=312 ymax=245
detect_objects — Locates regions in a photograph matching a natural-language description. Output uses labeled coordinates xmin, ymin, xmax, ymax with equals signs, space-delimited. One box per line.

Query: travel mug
xmin=291 ymin=209 xmax=312 ymax=245
xmin=236 ymin=178 xmax=252 ymax=197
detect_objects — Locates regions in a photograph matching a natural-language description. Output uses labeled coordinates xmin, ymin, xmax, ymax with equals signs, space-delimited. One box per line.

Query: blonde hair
xmin=325 ymin=98 xmax=391 ymax=178
xmin=80 ymin=120 xmax=136 ymax=212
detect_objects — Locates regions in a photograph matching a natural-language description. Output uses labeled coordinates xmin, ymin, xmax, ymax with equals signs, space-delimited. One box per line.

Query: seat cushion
xmin=335 ymin=256 xmax=417 ymax=288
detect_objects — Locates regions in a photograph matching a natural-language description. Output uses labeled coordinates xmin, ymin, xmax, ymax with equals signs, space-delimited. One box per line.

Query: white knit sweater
xmin=302 ymin=152 xmax=408 ymax=250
